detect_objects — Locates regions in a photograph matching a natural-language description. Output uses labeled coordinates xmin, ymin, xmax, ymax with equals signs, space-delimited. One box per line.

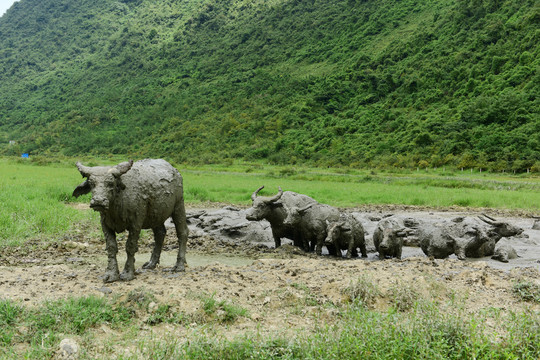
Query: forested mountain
xmin=0 ymin=0 xmax=538 ymax=170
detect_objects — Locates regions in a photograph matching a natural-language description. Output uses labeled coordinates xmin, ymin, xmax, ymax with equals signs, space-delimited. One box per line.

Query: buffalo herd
xmin=73 ymin=160 xmax=527 ymax=282
xmin=246 ymin=186 xmax=524 ymax=263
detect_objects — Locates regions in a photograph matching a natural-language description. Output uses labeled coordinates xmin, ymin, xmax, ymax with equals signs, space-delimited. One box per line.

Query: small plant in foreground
xmin=343 ymin=275 xmax=380 ymax=308
xmin=200 ymin=293 xmax=248 ymax=324
xmin=513 ymin=281 xmax=540 ymax=303
xmin=290 ymin=282 xmax=320 ymax=306
xmin=388 ymin=280 xmax=421 ymax=312
xmin=124 ymin=287 xmax=156 ymax=309
xmin=146 ymin=304 xmax=192 ymax=326
xmin=0 ymin=296 xmax=134 ymax=359
xmin=0 ymin=300 xmax=22 ymax=347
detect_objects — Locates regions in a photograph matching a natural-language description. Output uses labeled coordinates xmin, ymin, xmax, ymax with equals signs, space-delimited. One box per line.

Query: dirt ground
xmin=1 ymin=204 xmax=539 ymax=355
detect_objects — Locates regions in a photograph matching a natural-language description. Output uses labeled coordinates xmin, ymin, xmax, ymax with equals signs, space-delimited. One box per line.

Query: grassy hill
xmin=0 ymin=0 xmax=538 ymax=171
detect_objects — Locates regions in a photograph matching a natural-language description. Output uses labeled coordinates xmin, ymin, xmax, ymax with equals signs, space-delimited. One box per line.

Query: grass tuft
xmin=200 ymin=293 xmax=249 ymax=324
xmin=388 ymin=280 xmax=421 ymax=312
xmin=513 ymin=281 xmax=540 ymax=303
xmin=343 ymin=275 xmax=380 ymax=308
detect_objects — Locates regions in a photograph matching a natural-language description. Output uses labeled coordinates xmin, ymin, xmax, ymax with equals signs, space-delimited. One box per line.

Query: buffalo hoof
xmin=142 ymin=260 xmax=158 ymax=270
xmin=102 ymin=271 xmax=120 ymax=283
xmin=120 ymin=271 xmax=135 ymax=281
xmin=168 ymin=262 xmax=186 ymax=272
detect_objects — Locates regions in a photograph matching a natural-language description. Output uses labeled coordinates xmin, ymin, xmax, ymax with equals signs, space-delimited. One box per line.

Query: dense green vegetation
xmin=0 ymin=0 xmax=538 ymax=170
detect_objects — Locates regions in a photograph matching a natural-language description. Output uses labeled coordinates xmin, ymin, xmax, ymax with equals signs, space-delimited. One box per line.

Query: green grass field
xmin=0 ymin=157 xmax=538 ymax=246
xmin=183 ymin=166 xmax=540 ymax=209
xmin=0 ymin=158 xmax=99 ymax=246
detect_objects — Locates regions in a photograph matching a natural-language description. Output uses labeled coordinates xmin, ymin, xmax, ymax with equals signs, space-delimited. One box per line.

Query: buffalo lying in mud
xmin=417 ymin=214 xmax=523 ymax=260
xmin=468 ymin=214 xmax=524 ymax=257
xmin=245 ymin=186 xmax=316 ymax=251
xmin=491 ymin=241 xmax=519 ymax=263
xmin=72 ymin=159 xmax=189 ymax=282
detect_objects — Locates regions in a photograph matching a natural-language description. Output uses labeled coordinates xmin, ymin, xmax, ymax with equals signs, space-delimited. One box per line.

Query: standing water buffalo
xmin=72 ymin=159 xmax=189 ymax=282
xmin=283 ymin=202 xmax=340 ymax=255
xmin=325 ymin=213 xmax=368 ymax=258
xmin=245 ymin=186 xmax=316 ymax=251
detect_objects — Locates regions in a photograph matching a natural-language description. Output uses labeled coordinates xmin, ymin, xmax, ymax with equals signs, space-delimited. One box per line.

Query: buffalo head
xmin=72 ymin=160 xmax=133 ymax=212
xmin=283 ymin=203 xmax=314 ymax=226
xmin=378 ymin=227 xmax=406 ymax=252
xmin=325 ymin=221 xmax=350 ymax=244
xmin=478 ymin=214 xmax=523 ymax=238
xmin=245 ymin=186 xmax=284 ymax=221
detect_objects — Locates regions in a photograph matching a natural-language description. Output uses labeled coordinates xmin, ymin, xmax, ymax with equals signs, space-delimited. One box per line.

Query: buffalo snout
xmin=245 ymin=208 xmax=260 ymax=221
xmin=90 ymin=196 xmax=109 ymax=211
xmin=89 ymin=184 xmax=112 ymax=211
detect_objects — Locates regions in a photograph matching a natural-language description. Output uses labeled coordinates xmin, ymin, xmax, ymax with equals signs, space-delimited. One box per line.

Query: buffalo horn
xmin=110 ymin=160 xmax=134 ymax=178
xmin=268 ymin=186 xmax=284 ymax=203
xmin=396 ymin=227 xmax=407 ymax=237
xmin=76 ymin=162 xmax=93 ymax=178
xmin=251 ymin=186 xmax=265 ymax=201
xmin=298 ymin=202 xmax=315 ymax=213
xmin=482 ymin=213 xmax=498 ymax=221
xmin=478 ymin=215 xmax=501 ymax=226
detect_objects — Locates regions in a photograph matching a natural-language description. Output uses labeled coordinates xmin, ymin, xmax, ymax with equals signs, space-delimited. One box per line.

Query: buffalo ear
xmin=396 ymin=227 xmax=407 ymax=237
xmin=298 ymin=203 xmax=315 ymax=213
xmin=73 ymin=180 xmax=91 ymax=198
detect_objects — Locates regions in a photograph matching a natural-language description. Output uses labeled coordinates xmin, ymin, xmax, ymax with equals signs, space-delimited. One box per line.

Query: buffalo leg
xmin=143 ymin=224 xmax=166 ymax=269
xmin=315 ymin=234 xmax=325 ymax=256
xmin=102 ymin=223 xmax=120 ymax=283
xmin=171 ymin=201 xmax=189 ymax=272
xmin=358 ymin=233 xmax=368 ymax=258
xmin=359 ymin=243 xmax=367 ymax=258
xmin=121 ymin=229 xmax=140 ymax=281
xmin=455 ymin=246 xmax=466 ymax=260
xmin=346 ymin=242 xmax=354 ymax=259
xmin=272 ymin=230 xmax=282 ymax=248
xmin=327 ymin=243 xmax=338 ymax=257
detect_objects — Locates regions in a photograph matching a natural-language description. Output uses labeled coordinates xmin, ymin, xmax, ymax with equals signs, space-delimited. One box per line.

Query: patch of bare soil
xmin=0 ymin=205 xmax=539 ymax=356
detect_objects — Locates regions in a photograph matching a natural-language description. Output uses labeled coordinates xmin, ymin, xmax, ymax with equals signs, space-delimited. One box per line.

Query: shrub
xmin=343 ymin=275 xmax=380 ymax=308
